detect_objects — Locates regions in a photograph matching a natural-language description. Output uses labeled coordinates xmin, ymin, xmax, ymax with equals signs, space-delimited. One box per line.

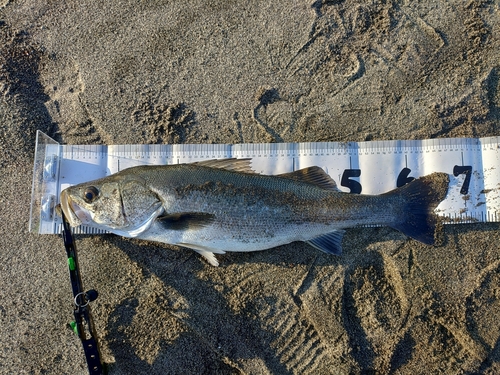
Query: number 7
xmin=453 ymin=165 xmax=472 ymax=195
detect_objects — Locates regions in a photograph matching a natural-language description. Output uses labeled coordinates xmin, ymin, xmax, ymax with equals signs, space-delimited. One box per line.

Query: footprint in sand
xmin=343 ymin=250 xmax=409 ymax=372
xmin=466 ymin=262 xmax=500 ymax=369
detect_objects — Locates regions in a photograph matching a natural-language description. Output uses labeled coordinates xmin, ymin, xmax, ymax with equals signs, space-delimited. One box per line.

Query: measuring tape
xmin=30 ymin=131 xmax=500 ymax=235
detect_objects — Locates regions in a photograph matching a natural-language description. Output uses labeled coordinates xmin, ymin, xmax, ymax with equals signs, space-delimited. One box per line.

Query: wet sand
xmin=1 ymin=1 xmax=500 ymax=374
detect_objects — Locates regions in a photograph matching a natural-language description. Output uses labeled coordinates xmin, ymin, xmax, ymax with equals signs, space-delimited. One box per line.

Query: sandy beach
xmin=1 ymin=0 xmax=500 ymax=374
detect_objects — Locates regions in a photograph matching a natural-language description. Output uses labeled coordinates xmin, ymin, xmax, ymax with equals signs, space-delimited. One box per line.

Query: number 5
xmin=341 ymin=169 xmax=362 ymax=194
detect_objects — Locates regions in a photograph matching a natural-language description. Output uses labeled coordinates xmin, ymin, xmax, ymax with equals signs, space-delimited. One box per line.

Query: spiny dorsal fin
xmin=279 ymin=167 xmax=339 ymax=191
xmin=193 ymin=158 xmax=254 ymax=173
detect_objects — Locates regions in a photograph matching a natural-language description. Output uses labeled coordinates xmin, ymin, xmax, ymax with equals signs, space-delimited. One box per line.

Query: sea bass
xmin=59 ymin=159 xmax=449 ymax=266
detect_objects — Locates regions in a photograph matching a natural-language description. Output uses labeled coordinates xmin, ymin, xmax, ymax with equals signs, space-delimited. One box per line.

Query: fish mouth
xmin=60 ymin=189 xmax=92 ymax=227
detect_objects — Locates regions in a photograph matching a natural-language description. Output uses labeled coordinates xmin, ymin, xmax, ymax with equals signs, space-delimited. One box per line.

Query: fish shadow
xmin=98 ymin=226 xmax=387 ymax=374
xmin=97 ymin=228 xmax=396 ymax=374
xmin=101 ymin=236 xmax=294 ymax=375
xmin=96 ymin=223 xmax=499 ymax=373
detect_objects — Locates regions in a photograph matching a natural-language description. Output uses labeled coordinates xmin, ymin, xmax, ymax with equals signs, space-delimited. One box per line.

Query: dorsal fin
xmin=193 ymin=158 xmax=254 ymax=173
xmin=278 ymin=167 xmax=339 ymax=191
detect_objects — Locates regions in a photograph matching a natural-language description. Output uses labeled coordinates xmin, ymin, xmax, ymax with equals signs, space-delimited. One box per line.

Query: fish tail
xmin=387 ymin=172 xmax=449 ymax=245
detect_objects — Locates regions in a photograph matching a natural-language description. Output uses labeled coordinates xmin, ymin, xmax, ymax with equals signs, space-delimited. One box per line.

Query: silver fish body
xmin=59 ymin=159 xmax=449 ymax=266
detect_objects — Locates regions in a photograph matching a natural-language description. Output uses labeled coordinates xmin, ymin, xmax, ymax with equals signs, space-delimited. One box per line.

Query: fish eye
xmin=83 ymin=186 xmax=99 ymax=203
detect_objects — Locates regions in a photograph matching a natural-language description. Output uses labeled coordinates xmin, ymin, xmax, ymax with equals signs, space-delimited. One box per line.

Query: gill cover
xmin=60 ymin=176 xmax=163 ymax=236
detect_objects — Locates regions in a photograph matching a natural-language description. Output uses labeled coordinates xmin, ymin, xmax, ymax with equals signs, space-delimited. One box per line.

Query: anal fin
xmin=306 ymin=230 xmax=345 ymax=255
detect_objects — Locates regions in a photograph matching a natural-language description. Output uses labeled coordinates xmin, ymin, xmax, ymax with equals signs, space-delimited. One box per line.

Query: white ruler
xmin=30 ymin=131 xmax=500 ymax=234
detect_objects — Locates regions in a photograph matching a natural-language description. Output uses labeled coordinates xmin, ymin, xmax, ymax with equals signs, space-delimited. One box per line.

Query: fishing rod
xmin=60 ymin=210 xmax=105 ymax=374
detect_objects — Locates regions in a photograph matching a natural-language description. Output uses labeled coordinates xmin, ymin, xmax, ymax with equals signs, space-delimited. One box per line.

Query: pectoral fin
xmin=306 ymin=230 xmax=345 ymax=255
xmin=156 ymin=212 xmax=215 ymax=230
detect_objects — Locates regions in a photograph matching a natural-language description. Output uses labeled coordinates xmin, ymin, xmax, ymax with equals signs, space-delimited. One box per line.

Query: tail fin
xmin=386 ymin=173 xmax=449 ymax=245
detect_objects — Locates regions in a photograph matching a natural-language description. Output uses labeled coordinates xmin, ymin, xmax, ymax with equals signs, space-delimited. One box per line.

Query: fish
xmin=59 ymin=159 xmax=449 ymax=266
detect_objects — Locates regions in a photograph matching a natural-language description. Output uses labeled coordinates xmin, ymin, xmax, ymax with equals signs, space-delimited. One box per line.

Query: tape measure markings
xmin=29 ymin=132 xmax=500 ymax=235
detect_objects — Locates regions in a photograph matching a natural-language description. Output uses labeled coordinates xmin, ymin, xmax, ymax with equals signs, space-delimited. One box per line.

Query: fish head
xmin=60 ymin=174 xmax=164 ymax=236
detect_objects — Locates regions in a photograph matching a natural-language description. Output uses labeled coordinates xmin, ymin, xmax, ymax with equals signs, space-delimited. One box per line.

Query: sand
xmin=1 ymin=0 xmax=500 ymax=374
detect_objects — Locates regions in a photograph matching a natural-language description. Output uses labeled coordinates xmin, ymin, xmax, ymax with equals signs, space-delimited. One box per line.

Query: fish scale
xmin=58 ymin=158 xmax=448 ymax=266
